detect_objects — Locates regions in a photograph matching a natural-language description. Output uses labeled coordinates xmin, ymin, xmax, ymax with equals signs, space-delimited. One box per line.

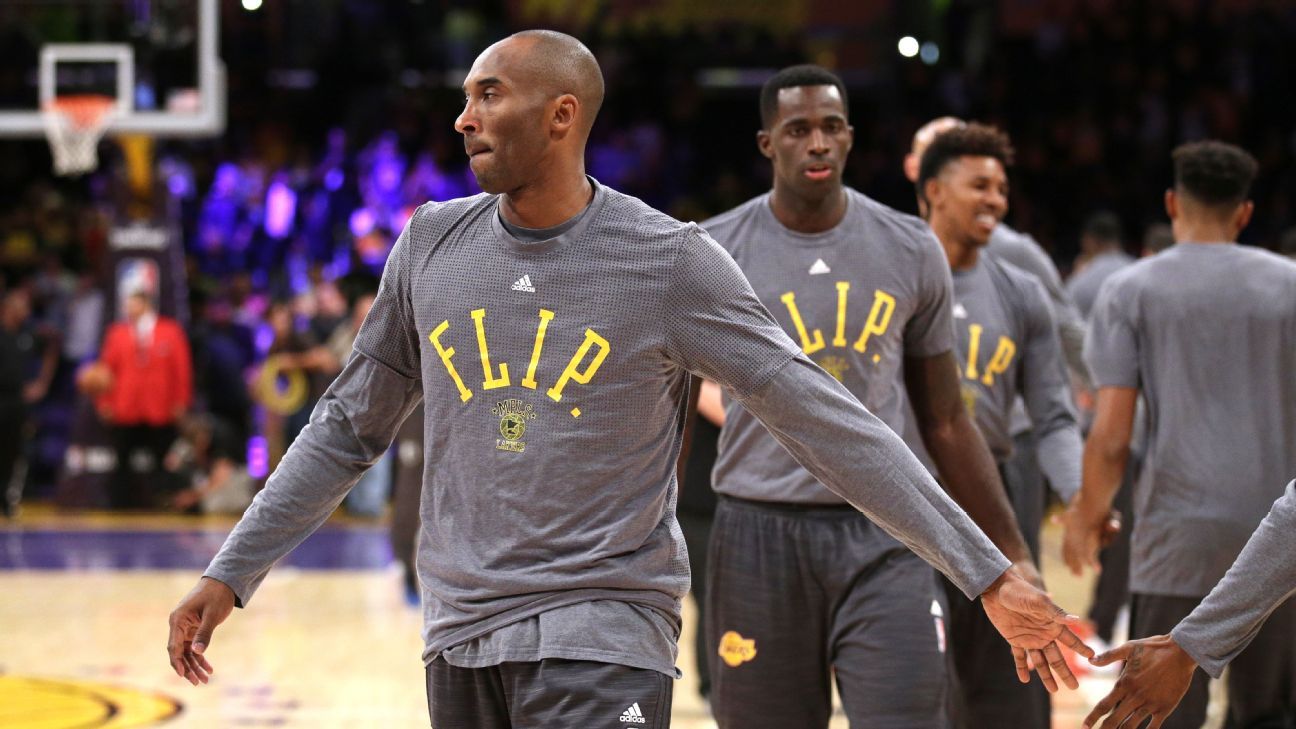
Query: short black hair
xmin=1172 ymin=140 xmax=1258 ymax=208
xmin=760 ymin=64 xmax=849 ymax=129
xmin=1082 ymin=211 xmax=1123 ymax=244
xmin=916 ymin=122 xmax=1015 ymax=193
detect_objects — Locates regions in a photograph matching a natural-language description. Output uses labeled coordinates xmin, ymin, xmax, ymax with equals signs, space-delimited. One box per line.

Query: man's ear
xmin=551 ymin=94 xmax=579 ymax=138
xmin=1164 ymin=189 xmax=1178 ymax=220
xmin=756 ymin=129 xmax=774 ymax=160
xmin=1233 ymin=200 xmax=1255 ymax=236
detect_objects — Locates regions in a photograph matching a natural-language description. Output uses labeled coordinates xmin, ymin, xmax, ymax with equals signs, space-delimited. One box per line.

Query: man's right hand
xmin=981 ymin=569 xmax=1094 ymax=692
xmin=167 ymin=577 xmax=236 ymax=686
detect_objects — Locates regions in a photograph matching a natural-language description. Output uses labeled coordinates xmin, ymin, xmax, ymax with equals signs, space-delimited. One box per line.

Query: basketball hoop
xmin=41 ymin=94 xmax=119 ymax=175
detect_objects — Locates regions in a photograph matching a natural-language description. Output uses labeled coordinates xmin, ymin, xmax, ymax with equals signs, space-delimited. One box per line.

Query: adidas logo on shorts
xmin=511 ymin=275 xmax=536 ymax=293
xmin=619 ymin=702 xmax=647 ymax=724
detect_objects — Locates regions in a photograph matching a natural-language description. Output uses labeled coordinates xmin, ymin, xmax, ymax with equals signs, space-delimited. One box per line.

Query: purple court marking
xmin=0 ymin=526 xmax=394 ymax=570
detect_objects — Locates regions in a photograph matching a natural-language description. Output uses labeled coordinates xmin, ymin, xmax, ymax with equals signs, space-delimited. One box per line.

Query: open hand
xmin=981 ymin=570 xmax=1094 ymax=692
xmin=1084 ymin=635 xmax=1198 ymax=728
xmin=167 ymin=577 xmax=236 ymax=686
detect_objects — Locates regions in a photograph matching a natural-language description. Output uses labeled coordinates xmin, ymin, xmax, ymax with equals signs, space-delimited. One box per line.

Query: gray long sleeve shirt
xmin=1172 ymin=479 xmax=1296 ymax=678
xmin=203 ymin=180 xmax=1009 ymax=676
xmin=952 ymin=258 xmax=1082 ymax=502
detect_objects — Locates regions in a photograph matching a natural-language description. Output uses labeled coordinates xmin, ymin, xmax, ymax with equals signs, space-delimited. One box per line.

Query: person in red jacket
xmin=96 ymin=290 xmax=192 ymax=509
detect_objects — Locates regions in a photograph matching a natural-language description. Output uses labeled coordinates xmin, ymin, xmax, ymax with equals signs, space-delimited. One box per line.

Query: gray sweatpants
xmin=1132 ymin=593 xmax=1296 ymax=729
xmin=705 ymin=496 xmax=949 ymax=729
xmin=424 ymin=656 xmax=672 ymax=729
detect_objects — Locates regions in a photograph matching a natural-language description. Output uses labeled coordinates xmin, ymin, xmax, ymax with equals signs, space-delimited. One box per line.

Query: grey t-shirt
xmin=1086 ymin=242 xmax=1296 ymax=596
xmin=1172 ymin=478 xmax=1296 ymax=678
xmin=705 ymin=189 xmax=955 ymax=504
xmin=952 ymin=257 xmax=1082 ymax=502
xmin=204 ymin=179 xmax=1009 ymax=678
xmin=986 ymin=223 xmax=1089 ymax=389
xmin=1068 ymin=249 xmax=1135 ymax=320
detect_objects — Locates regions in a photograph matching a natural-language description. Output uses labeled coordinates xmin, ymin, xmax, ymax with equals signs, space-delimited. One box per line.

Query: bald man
xmin=167 ymin=32 xmax=1087 ymax=728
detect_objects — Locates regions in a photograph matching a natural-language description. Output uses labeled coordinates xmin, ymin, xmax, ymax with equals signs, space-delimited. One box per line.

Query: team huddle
xmin=165 ymin=30 xmax=1296 ymax=729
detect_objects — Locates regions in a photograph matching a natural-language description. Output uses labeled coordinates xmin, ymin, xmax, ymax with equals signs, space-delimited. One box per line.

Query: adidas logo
xmin=952 ymin=303 xmax=968 ymax=319
xmin=511 ymin=275 xmax=536 ymax=293
xmin=619 ymin=702 xmax=647 ymax=724
xmin=808 ymin=258 xmax=831 ymax=275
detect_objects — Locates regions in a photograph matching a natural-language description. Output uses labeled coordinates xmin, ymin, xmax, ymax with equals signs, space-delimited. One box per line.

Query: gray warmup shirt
xmin=952 ymin=258 xmax=1082 ymax=502
xmin=1068 ymin=249 xmax=1135 ymax=320
xmin=204 ymin=180 xmax=1009 ymax=677
xmin=705 ymin=189 xmax=954 ymax=504
xmin=986 ymin=224 xmax=1089 ymax=387
xmin=1172 ymin=479 xmax=1296 ymax=678
xmin=1086 ymin=242 xmax=1296 ymax=597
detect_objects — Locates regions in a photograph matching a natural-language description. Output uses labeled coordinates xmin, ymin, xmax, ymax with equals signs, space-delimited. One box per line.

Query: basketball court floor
xmin=0 ymin=507 xmax=1226 ymax=729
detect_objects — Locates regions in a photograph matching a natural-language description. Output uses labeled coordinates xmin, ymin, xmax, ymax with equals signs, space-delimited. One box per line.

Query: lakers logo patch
xmin=718 ymin=630 xmax=757 ymax=668
xmin=491 ymin=399 xmax=536 ymax=453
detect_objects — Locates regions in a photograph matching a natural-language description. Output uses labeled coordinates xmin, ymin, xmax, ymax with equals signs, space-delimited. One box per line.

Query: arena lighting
xmin=242 ymin=0 xmax=262 ymax=11
xmin=898 ymin=36 xmax=920 ymax=58
xmin=920 ymin=42 xmax=940 ymax=65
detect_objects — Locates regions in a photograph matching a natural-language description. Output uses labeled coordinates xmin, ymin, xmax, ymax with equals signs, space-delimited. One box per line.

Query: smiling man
xmin=918 ymin=123 xmax=1084 ymax=729
xmin=166 ymin=38 xmax=1085 ymax=729
xmin=697 ymin=66 xmax=1071 ymax=729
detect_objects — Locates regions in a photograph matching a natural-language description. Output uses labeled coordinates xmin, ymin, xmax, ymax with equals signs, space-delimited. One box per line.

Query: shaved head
xmin=500 ymin=30 xmax=605 ymax=135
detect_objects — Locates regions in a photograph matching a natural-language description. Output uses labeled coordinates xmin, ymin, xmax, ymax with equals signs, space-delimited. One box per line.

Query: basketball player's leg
xmin=706 ymin=498 xmax=832 ymax=729
xmin=425 ymin=657 xmax=510 ymax=729
xmin=1222 ymin=594 xmax=1296 ymax=727
xmin=832 ymin=548 xmax=949 ymax=729
xmin=1129 ymin=594 xmax=1210 ymax=729
xmin=502 ymin=659 xmax=672 ymax=729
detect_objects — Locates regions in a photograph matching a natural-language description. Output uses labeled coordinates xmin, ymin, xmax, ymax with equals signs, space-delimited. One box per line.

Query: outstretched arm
xmin=1084 ymin=480 xmax=1296 ymax=727
xmin=167 ymin=211 xmax=427 ymax=685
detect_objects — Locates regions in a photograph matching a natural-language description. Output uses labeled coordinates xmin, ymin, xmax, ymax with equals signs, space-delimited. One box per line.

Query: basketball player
xmin=1063 ymin=140 xmax=1296 ymax=729
xmin=698 ymin=66 xmax=1068 ymax=729
xmin=1085 ymin=478 xmax=1296 ymax=729
xmin=165 ymin=33 xmax=1085 ymax=728
xmin=918 ymin=122 xmax=1084 ymax=728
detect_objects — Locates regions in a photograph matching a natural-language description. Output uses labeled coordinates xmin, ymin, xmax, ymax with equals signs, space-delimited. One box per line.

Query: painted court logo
xmin=491 ymin=399 xmax=536 ymax=452
xmin=717 ymin=630 xmax=758 ymax=667
xmin=619 ymin=702 xmax=648 ymax=724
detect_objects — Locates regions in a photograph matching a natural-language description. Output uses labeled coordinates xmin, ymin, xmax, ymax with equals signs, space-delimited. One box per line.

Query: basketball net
xmin=41 ymin=94 xmax=118 ymax=176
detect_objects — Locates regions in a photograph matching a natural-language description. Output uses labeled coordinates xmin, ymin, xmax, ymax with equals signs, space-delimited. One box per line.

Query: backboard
xmin=0 ymin=0 xmax=225 ymax=138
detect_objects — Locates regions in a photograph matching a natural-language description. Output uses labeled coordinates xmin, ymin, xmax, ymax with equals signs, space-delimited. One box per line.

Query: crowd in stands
xmin=3 ymin=1 xmax=1296 ymax=516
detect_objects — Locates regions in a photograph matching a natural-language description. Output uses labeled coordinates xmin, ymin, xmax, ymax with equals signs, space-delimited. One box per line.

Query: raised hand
xmin=981 ymin=570 xmax=1095 ymax=691
xmin=167 ymin=577 xmax=236 ymax=686
xmin=1083 ymin=635 xmax=1198 ymax=729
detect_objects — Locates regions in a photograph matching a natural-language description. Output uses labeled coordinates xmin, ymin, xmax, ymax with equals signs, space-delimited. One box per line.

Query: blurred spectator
xmin=189 ymin=294 xmax=256 ymax=445
xmin=1141 ymin=222 xmax=1175 ymax=257
xmin=62 ymin=269 xmax=105 ymax=365
xmin=256 ymin=298 xmax=333 ymax=467
xmin=0 ymin=287 xmax=50 ymax=517
xmin=321 ymin=278 xmax=391 ymax=518
xmin=94 ymin=290 xmax=193 ymax=509
xmin=164 ymin=414 xmax=255 ymax=515
xmin=1067 ymin=211 xmax=1133 ymax=319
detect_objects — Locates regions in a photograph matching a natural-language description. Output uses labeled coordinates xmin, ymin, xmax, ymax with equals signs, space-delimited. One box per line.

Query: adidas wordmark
xmin=511 ymin=275 xmax=536 ymax=293
xmin=619 ymin=702 xmax=647 ymax=724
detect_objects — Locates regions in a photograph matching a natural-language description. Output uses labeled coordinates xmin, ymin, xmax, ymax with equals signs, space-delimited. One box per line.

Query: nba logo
xmin=115 ymin=258 xmax=160 ymax=315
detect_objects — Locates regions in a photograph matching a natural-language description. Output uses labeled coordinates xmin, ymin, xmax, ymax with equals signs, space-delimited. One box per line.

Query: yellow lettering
xmin=832 ymin=282 xmax=850 ymax=347
xmin=428 ymin=321 xmax=472 ymax=402
xmin=521 ymin=309 xmax=555 ymax=390
xmin=981 ymin=336 xmax=1016 ymax=386
xmin=779 ymin=291 xmax=825 ymax=355
xmin=548 ymin=329 xmax=611 ymax=403
xmin=965 ymin=324 xmax=983 ymax=379
xmin=470 ymin=309 xmax=510 ymax=390
xmin=852 ymin=290 xmax=896 ymax=353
